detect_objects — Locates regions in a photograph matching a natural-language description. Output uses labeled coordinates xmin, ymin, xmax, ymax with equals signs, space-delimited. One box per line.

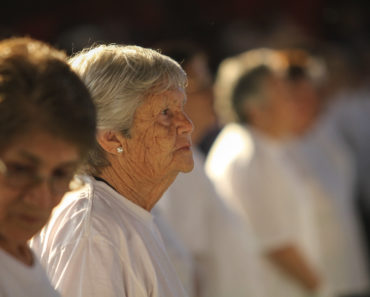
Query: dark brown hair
xmin=0 ymin=37 xmax=96 ymax=157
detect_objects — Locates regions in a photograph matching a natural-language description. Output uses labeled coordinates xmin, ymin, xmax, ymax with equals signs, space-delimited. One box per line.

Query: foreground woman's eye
xmin=53 ymin=168 xmax=75 ymax=180
xmin=6 ymin=162 xmax=35 ymax=177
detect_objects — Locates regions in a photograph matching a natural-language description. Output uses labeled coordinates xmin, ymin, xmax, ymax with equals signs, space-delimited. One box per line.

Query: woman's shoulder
xmin=61 ymin=177 xmax=150 ymax=243
xmin=55 ymin=176 xmax=127 ymax=224
xmin=33 ymin=178 xmax=143 ymax=259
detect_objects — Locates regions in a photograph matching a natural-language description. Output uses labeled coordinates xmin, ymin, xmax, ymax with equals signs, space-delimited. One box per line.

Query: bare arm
xmin=266 ymin=244 xmax=320 ymax=293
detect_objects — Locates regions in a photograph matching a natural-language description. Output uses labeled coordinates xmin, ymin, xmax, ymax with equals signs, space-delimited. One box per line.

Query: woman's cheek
xmin=153 ymin=122 xmax=176 ymax=141
xmin=51 ymin=194 xmax=65 ymax=209
xmin=0 ymin=209 xmax=6 ymax=221
xmin=0 ymin=188 xmax=18 ymax=216
xmin=0 ymin=198 xmax=13 ymax=221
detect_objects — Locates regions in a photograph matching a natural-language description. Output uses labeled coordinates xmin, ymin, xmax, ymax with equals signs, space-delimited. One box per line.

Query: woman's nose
xmin=177 ymin=111 xmax=194 ymax=135
xmin=23 ymin=181 xmax=55 ymax=210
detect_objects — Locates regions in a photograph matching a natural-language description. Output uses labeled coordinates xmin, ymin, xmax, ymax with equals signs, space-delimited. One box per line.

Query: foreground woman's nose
xmin=23 ymin=181 xmax=55 ymax=209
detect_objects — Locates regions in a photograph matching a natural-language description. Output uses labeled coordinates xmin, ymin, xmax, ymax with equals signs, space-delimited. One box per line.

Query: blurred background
xmin=1 ymin=0 xmax=369 ymax=72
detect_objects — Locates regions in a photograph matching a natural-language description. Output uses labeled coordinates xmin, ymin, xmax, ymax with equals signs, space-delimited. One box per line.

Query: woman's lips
xmin=18 ymin=214 xmax=43 ymax=225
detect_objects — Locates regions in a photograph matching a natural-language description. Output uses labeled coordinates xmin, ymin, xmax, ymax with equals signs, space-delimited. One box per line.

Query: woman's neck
xmin=0 ymin=236 xmax=33 ymax=266
xmin=98 ymin=164 xmax=177 ymax=212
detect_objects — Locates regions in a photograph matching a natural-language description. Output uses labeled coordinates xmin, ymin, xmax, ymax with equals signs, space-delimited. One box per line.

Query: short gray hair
xmin=69 ymin=44 xmax=187 ymax=174
xmin=214 ymin=48 xmax=285 ymax=124
xmin=215 ymin=48 xmax=325 ymax=124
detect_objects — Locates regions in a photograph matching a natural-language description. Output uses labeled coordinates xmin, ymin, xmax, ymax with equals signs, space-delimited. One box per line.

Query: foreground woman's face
xmin=125 ymin=88 xmax=194 ymax=177
xmin=0 ymin=131 xmax=80 ymax=244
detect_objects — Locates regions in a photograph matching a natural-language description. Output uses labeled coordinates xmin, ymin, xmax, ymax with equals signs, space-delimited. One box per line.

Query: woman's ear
xmin=96 ymin=130 xmax=124 ymax=156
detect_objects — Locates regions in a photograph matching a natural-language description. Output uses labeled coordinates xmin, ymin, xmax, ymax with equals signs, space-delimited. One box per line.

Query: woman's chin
xmin=181 ymin=163 xmax=194 ymax=173
xmin=179 ymin=156 xmax=194 ymax=173
xmin=170 ymin=149 xmax=194 ymax=173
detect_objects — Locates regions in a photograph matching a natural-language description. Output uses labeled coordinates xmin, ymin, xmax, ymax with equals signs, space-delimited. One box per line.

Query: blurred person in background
xmin=0 ymin=37 xmax=96 ymax=296
xmin=206 ymin=47 xmax=370 ymax=297
xmin=153 ymin=40 xmax=262 ymax=297
xmin=31 ymin=44 xmax=194 ymax=297
xmin=207 ymin=48 xmax=325 ymax=297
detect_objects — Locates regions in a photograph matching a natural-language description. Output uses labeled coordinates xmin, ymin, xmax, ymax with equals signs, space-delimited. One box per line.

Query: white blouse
xmin=31 ymin=177 xmax=188 ymax=297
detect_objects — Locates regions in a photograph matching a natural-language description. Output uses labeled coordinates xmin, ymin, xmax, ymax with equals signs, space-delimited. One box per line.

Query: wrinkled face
xmin=123 ymin=88 xmax=194 ymax=178
xmin=185 ymin=54 xmax=217 ymax=145
xmin=0 ymin=131 xmax=80 ymax=244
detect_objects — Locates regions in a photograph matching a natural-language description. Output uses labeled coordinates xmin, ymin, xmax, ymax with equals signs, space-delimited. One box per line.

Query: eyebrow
xmin=17 ymin=151 xmax=42 ymax=164
xmin=17 ymin=151 xmax=80 ymax=168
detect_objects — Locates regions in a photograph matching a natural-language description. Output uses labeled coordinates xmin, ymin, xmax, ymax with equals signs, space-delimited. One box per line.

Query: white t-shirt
xmin=30 ymin=177 xmax=188 ymax=297
xmin=0 ymin=248 xmax=60 ymax=297
xmin=155 ymin=148 xmax=262 ymax=297
xmin=206 ymin=123 xmax=322 ymax=297
xmin=152 ymin=207 xmax=195 ymax=297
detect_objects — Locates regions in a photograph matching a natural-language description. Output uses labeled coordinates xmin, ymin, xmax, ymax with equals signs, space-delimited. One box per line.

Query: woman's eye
xmin=53 ymin=168 xmax=75 ymax=180
xmin=6 ymin=163 xmax=35 ymax=177
xmin=161 ymin=108 xmax=169 ymax=116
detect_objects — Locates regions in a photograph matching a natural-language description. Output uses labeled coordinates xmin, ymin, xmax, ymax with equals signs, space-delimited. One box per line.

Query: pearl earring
xmin=116 ymin=147 xmax=123 ymax=153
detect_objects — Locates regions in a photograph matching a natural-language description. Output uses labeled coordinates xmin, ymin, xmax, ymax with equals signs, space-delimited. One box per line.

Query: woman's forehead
xmin=145 ymin=89 xmax=186 ymax=107
xmin=1 ymin=131 xmax=80 ymax=164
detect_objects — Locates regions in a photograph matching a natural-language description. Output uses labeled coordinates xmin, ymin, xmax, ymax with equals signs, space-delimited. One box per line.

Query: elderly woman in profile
xmin=0 ymin=37 xmax=96 ymax=296
xmin=32 ymin=44 xmax=194 ymax=297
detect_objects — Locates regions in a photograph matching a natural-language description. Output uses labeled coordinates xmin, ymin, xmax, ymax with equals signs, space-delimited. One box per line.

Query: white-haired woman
xmin=31 ymin=45 xmax=194 ymax=297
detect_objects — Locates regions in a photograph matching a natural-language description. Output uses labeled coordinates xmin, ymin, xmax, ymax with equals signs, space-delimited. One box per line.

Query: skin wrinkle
xmin=98 ymin=88 xmax=193 ymax=211
xmin=129 ymin=91 xmax=186 ymax=176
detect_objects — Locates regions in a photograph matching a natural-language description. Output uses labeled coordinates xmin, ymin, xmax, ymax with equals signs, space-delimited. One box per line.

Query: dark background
xmin=1 ymin=0 xmax=369 ymax=72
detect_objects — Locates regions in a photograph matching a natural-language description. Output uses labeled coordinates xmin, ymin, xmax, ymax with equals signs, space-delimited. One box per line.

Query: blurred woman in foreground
xmin=0 ymin=37 xmax=96 ymax=296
